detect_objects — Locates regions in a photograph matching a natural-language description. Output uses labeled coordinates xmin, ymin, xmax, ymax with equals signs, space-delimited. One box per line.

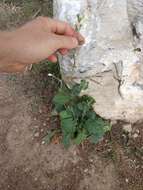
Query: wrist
xmin=0 ymin=31 xmax=23 ymax=72
xmin=0 ymin=31 xmax=13 ymax=63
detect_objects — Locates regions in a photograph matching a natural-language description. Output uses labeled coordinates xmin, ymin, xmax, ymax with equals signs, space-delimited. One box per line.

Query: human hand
xmin=0 ymin=17 xmax=85 ymax=72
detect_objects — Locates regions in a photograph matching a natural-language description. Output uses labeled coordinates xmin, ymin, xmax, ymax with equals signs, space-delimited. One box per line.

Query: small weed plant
xmin=45 ymin=79 xmax=111 ymax=148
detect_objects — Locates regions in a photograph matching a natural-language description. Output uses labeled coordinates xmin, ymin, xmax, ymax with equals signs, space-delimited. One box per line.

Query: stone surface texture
xmin=54 ymin=0 xmax=143 ymax=122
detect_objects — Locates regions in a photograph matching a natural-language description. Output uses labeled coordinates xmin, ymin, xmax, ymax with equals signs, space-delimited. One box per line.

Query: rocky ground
xmin=0 ymin=1 xmax=142 ymax=190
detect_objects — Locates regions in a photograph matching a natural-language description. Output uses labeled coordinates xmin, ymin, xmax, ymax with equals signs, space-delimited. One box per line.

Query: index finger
xmin=49 ymin=18 xmax=85 ymax=45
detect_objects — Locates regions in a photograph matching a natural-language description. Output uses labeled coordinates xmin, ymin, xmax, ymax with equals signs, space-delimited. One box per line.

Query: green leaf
xmin=62 ymin=133 xmax=71 ymax=148
xmin=60 ymin=110 xmax=73 ymax=120
xmin=80 ymin=80 xmax=89 ymax=90
xmin=77 ymin=14 xmax=82 ymax=23
xmin=60 ymin=110 xmax=77 ymax=134
xmin=76 ymin=102 xmax=87 ymax=118
xmin=89 ymin=122 xmax=111 ymax=144
xmin=86 ymin=111 xmax=96 ymax=120
xmin=80 ymin=95 xmax=95 ymax=106
xmin=103 ymin=124 xmax=112 ymax=132
xmin=74 ymin=130 xmax=87 ymax=145
xmin=89 ymin=124 xmax=105 ymax=144
xmin=84 ymin=118 xmax=111 ymax=144
xmin=84 ymin=118 xmax=107 ymax=134
xmin=71 ymin=80 xmax=89 ymax=96
xmin=60 ymin=110 xmax=77 ymax=148
xmin=53 ymin=90 xmax=71 ymax=106
xmin=68 ymin=105 xmax=82 ymax=120
xmin=89 ymin=133 xmax=103 ymax=144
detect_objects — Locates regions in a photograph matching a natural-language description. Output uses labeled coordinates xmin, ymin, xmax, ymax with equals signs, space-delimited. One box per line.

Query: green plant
xmin=32 ymin=61 xmax=61 ymax=77
xmin=47 ymin=80 xmax=111 ymax=148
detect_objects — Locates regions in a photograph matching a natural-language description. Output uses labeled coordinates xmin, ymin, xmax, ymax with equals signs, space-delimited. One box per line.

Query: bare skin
xmin=0 ymin=16 xmax=85 ymax=73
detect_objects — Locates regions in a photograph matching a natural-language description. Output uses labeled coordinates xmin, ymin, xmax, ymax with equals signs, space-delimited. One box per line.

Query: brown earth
xmin=0 ymin=1 xmax=142 ymax=190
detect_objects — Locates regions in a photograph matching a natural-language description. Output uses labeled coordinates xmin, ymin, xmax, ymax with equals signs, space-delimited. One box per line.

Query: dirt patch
xmin=111 ymin=123 xmax=143 ymax=190
xmin=0 ymin=0 xmax=53 ymax=30
xmin=0 ymin=72 xmax=119 ymax=190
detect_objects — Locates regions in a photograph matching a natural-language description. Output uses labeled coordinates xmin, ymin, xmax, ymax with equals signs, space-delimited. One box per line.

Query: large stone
xmin=54 ymin=0 xmax=143 ymax=122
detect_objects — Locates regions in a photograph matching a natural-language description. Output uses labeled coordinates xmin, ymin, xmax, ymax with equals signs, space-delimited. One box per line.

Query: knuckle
xmin=61 ymin=20 xmax=68 ymax=26
xmin=62 ymin=21 xmax=69 ymax=29
xmin=36 ymin=16 xmax=49 ymax=24
xmin=54 ymin=19 xmax=69 ymax=28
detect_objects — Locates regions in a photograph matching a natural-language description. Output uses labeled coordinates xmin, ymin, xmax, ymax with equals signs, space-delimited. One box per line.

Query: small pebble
xmin=136 ymin=129 xmax=140 ymax=134
xmin=84 ymin=168 xmax=88 ymax=173
xmin=34 ymin=132 xmax=40 ymax=138
xmin=34 ymin=177 xmax=38 ymax=181
xmin=89 ymin=159 xmax=94 ymax=163
xmin=123 ymin=124 xmax=132 ymax=133
xmin=41 ymin=141 xmax=45 ymax=145
xmin=39 ymin=109 xmax=42 ymax=114
xmin=43 ymin=122 xmax=47 ymax=127
xmin=125 ymin=178 xmax=129 ymax=183
xmin=41 ymin=129 xmax=44 ymax=132
xmin=24 ymin=168 xmax=29 ymax=172
xmin=133 ymin=133 xmax=138 ymax=138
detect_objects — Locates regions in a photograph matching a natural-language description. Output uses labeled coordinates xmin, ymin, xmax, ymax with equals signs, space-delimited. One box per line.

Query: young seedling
xmin=45 ymin=79 xmax=111 ymax=148
xmin=71 ymin=14 xmax=85 ymax=68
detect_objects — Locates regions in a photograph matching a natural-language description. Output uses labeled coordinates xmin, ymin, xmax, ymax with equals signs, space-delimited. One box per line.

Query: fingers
xmin=38 ymin=17 xmax=85 ymax=62
xmin=51 ymin=34 xmax=78 ymax=50
xmin=49 ymin=18 xmax=75 ymax=35
xmin=74 ymin=31 xmax=85 ymax=45
xmin=49 ymin=18 xmax=85 ymax=45
xmin=35 ymin=17 xmax=85 ymax=45
xmin=48 ymin=54 xmax=57 ymax=63
xmin=48 ymin=33 xmax=83 ymax=61
xmin=59 ymin=48 xmax=68 ymax=55
xmin=48 ymin=48 xmax=69 ymax=63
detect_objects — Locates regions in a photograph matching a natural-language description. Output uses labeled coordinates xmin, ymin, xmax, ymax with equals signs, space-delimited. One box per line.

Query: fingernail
xmin=61 ymin=49 xmax=68 ymax=55
xmin=74 ymin=32 xmax=85 ymax=45
xmin=78 ymin=39 xmax=85 ymax=45
xmin=71 ymin=37 xmax=78 ymax=47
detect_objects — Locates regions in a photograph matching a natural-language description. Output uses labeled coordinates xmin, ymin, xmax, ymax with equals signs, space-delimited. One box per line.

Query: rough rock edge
xmin=54 ymin=0 xmax=143 ymax=122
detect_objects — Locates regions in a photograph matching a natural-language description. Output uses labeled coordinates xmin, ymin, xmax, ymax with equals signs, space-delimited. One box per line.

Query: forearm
xmin=0 ymin=31 xmax=22 ymax=73
xmin=0 ymin=32 xmax=12 ymax=72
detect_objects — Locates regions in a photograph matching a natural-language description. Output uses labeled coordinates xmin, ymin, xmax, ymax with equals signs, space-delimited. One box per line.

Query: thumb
xmin=52 ymin=34 xmax=79 ymax=50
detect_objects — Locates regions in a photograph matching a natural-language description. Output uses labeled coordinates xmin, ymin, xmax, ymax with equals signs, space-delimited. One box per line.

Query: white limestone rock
xmin=54 ymin=0 xmax=143 ymax=122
